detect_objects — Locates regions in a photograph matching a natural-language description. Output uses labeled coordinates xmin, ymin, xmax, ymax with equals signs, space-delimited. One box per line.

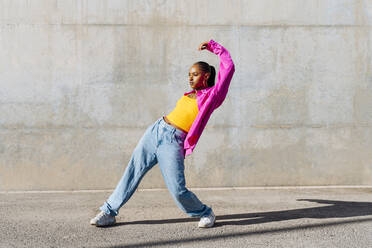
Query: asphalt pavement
xmin=1 ymin=187 xmax=372 ymax=248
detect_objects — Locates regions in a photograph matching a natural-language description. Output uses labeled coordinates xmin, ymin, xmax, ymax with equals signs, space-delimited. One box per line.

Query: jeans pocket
xmin=173 ymin=132 xmax=185 ymax=146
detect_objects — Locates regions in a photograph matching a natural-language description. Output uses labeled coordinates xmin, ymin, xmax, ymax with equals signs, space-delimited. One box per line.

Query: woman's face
xmin=188 ymin=65 xmax=210 ymax=90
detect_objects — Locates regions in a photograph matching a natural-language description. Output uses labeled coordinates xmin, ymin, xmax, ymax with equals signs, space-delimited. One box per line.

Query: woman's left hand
xmin=198 ymin=41 xmax=209 ymax=51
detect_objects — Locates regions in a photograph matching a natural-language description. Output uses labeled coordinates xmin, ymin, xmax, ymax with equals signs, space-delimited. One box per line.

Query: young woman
xmin=90 ymin=39 xmax=235 ymax=228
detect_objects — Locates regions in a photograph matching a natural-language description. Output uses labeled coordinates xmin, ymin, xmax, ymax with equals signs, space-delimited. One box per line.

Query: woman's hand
xmin=198 ymin=41 xmax=209 ymax=51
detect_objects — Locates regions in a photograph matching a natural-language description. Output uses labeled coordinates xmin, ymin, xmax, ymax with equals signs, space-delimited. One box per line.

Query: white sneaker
xmin=90 ymin=211 xmax=116 ymax=227
xmin=198 ymin=210 xmax=215 ymax=228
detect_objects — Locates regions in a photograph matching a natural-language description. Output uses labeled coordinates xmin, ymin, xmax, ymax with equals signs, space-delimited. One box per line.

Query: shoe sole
xmin=198 ymin=223 xmax=214 ymax=228
xmin=95 ymin=220 xmax=116 ymax=227
xmin=198 ymin=219 xmax=215 ymax=228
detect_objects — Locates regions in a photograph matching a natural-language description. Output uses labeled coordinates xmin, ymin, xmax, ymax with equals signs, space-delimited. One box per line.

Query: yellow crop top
xmin=166 ymin=95 xmax=199 ymax=133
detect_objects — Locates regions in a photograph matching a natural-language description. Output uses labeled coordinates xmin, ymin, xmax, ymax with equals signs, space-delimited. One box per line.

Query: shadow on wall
xmin=102 ymin=199 xmax=372 ymax=247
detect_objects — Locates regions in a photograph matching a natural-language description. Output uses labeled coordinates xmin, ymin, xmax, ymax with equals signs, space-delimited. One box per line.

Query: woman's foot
xmin=90 ymin=211 xmax=116 ymax=227
xmin=198 ymin=210 xmax=215 ymax=228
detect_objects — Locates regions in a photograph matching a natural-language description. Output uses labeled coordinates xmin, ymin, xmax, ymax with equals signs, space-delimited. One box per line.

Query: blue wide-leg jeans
xmin=100 ymin=116 xmax=212 ymax=218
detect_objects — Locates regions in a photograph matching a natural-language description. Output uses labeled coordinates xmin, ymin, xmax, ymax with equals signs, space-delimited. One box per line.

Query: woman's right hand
xmin=198 ymin=41 xmax=209 ymax=51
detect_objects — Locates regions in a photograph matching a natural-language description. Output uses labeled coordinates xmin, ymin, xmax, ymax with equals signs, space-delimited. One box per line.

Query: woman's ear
xmin=205 ymin=72 xmax=210 ymax=80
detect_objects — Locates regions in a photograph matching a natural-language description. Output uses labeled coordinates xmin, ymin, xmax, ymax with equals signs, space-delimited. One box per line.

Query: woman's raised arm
xmin=201 ymin=39 xmax=235 ymax=108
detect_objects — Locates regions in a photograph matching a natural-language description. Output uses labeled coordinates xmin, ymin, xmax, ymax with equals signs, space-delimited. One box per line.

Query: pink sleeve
xmin=207 ymin=40 xmax=235 ymax=108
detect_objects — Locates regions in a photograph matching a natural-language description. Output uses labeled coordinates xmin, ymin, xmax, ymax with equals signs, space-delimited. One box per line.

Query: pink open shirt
xmin=183 ymin=39 xmax=235 ymax=157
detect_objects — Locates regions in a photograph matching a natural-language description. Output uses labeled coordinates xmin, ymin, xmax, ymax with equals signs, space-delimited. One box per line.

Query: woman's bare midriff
xmin=163 ymin=116 xmax=188 ymax=134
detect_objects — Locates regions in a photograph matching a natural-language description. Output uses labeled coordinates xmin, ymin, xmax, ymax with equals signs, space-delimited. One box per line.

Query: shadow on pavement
xmin=104 ymin=218 xmax=372 ymax=248
xmin=215 ymin=199 xmax=372 ymax=226
xmin=107 ymin=199 xmax=372 ymax=227
xmin=101 ymin=199 xmax=372 ymax=248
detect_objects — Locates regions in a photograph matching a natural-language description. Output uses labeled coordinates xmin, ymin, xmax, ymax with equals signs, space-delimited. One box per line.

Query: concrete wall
xmin=0 ymin=0 xmax=371 ymax=190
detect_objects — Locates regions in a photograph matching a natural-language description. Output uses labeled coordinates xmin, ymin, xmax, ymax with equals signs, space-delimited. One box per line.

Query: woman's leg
xmin=156 ymin=120 xmax=212 ymax=217
xmin=100 ymin=119 xmax=160 ymax=216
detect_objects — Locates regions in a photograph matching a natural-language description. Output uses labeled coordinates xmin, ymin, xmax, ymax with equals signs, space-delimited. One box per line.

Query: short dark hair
xmin=193 ymin=61 xmax=216 ymax=87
